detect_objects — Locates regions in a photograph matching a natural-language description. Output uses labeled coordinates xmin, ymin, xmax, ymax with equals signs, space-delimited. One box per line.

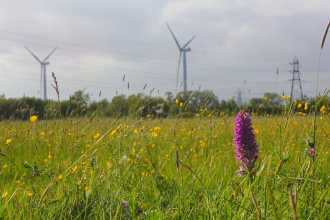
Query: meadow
xmin=0 ymin=105 xmax=329 ymax=219
xmin=0 ymin=19 xmax=329 ymax=220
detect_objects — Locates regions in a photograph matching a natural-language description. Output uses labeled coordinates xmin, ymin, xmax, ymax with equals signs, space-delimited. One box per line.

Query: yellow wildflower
xmin=26 ymin=192 xmax=33 ymax=197
xmin=40 ymin=132 xmax=45 ymax=136
xmin=29 ymin=116 xmax=37 ymax=122
xmin=58 ymin=174 xmax=63 ymax=180
xmin=304 ymin=102 xmax=308 ymax=110
xmin=93 ymin=133 xmax=100 ymax=139
xmin=175 ymin=99 xmax=178 ymax=103
xmin=320 ymin=105 xmax=326 ymax=114
xmin=2 ymin=191 xmax=8 ymax=198
xmin=5 ymin=139 xmax=11 ymax=145
xmin=180 ymin=102 xmax=183 ymax=107
xmin=67 ymin=132 xmax=74 ymax=137
xmin=297 ymin=103 xmax=302 ymax=108
xmin=151 ymin=132 xmax=158 ymax=137
xmin=72 ymin=166 xmax=78 ymax=172
xmin=281 ymin=95 xmax=290 ymax=100
xmin=110 ymin=130 xmax=117 ymax=136
xmin=291 ymin=120 xmax=298 ymax=125
xmin=142 ymin=171 xmax=149 ymax=177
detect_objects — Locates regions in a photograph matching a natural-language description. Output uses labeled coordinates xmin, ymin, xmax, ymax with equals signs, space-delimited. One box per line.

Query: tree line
xmin=0 ymin=90 xmax=327 ymax=120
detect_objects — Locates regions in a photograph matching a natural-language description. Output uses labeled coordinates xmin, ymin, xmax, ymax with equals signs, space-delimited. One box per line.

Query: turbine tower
xmin=166 ymin=22 xmax=196 ymax=94
xmin=25 ymin=46 xmax=57 ymax=100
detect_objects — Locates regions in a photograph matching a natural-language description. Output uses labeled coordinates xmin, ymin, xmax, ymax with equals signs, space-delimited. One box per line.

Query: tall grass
xmin=0 ymin=110 xmax=329 ymax=219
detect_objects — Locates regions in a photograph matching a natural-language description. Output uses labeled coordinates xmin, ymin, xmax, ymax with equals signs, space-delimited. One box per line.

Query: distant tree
xmin=263 ymin=92 xmax=281 ymax=106
xmin=126 ymin=93 xmax=146 ymax=117
xmin=165 ymin=92 xmax=174 ymax=104
xmin=175 ymin=90 xmax=219 ymax=113
xmin=223 ymin=99 xmax=238 ymax=113
xmin=71 ymin=90 xmax=90 ymax=106
xmin=249 ymin=98 xmax=264 ymax=107
xmin=175 ymin=91 xmax=193 ymax=104
xmin=105 ymin=95 xmax=128 ymax=117
xmin=87 ymin=98 xmax=109 ymax=116
xmin=249 ymin=92 xmax=281 ymax=108
xmin=124 ymin=93 xmax=169 ymax=117
xmin=188 ymin=90 xmax=219 ymax=111
xmin=60 ymin=100 xmax=87 ymax=117
xmin=149 ymin=96 xmax=168 ymax=117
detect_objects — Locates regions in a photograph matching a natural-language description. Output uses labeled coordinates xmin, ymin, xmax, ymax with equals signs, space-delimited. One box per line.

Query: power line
xmin=0 ymin=34 xmax=277 ymax=72
xmin=0 ymin=14 xmax=176 ymax=50
xmin=0 ymin=14 xmax=311 ymax=62
xmin=5 ymin=49 xmax=270 ymax=73
xmin=0 ymin=66 xmax=295 ymax=89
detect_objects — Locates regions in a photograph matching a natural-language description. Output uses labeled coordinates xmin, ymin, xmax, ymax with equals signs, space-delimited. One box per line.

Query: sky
xmin=0 ymin=0 xmax=329 ymax=103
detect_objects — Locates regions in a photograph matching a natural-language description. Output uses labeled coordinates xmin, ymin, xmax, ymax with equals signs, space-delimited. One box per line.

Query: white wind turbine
xmin=25 ymin=46 xmax=57 ymax=100
xmin=166 ymin=22 xmax=196 ymax=94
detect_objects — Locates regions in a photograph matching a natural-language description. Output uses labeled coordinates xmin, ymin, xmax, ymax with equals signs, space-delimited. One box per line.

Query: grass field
xmin=0 ymin=108 xmax=329 ymax=219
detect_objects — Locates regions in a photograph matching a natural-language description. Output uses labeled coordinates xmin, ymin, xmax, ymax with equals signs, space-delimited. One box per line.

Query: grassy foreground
xmin=0 ymin=112 xmax=330 ymax=219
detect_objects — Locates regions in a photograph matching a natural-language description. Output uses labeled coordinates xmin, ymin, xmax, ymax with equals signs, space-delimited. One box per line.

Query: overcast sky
xmin=0 ymin=0 xmax=329 ymax=103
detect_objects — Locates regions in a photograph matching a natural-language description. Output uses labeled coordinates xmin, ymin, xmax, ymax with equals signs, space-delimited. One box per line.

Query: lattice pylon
xmin=290 ymin=56 xmax=303 ymax=101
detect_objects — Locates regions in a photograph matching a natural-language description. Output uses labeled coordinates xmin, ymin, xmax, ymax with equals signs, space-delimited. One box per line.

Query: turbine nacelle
xmin=181 ymin=48 xmax=191 ymax=52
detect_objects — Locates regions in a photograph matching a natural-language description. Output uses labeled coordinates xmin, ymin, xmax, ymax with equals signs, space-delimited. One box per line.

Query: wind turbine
xmin=166 ymin=22 xmax=196 ymax=94
xmin=25 ymin=46 xmax=57 ymax=100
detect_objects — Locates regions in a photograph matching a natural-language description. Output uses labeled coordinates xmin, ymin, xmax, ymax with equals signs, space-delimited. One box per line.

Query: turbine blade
xmin=25 ymin=46 xmax=42 ymax=63
xmin=176 ymin=51 xmax=182 ymax=94
xmin=182 ymin=35 xmax=196 ymax=49
xmin=43 ymin=47 xmax=58 ymax=63
xmin=166 ymin=22 xmax=182 ymax=50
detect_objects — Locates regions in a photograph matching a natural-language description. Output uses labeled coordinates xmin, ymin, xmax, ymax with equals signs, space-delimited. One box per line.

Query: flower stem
xmin=249 ymin=174 xmax=261 ymax=220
